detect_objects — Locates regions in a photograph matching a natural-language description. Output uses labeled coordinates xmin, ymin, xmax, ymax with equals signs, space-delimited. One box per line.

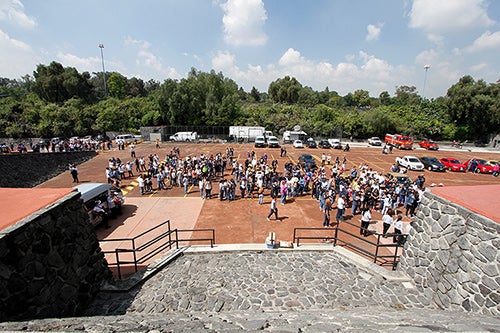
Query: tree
xmin=394 ymin=85 xmax=420 ymax=105
xmin=32 ymin=61 xmax=92 ymax=104
xmin=446 ymin=76 xmax=499 ymax=141
xmin=249 ymin=86 xmax=261 ymax=102
xmin=268 ymin=76 xmax=303 ymax=104
xmin=107 ymin=73 xmax=128 ymax=99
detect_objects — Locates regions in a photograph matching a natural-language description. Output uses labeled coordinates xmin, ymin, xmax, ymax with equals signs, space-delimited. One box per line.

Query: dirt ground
xmin=37 ymin=141 xmax=500 ymax=246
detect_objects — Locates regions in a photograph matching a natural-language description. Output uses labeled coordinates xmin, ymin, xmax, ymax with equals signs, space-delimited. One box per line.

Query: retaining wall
xmin=399 ymin=191 xmax=499 ymax=317
xmin=0 ymin=192 xmax=111 ymax=321
xmin=0 ymin=151 xmax=96 ymax=188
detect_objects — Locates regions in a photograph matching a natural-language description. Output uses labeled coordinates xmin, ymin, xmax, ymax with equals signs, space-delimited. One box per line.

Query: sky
xmin=0 ymin=0 xmax=499 ymax=99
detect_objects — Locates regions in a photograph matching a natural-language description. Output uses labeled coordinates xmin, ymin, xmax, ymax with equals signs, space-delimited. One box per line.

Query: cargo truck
xmin=229 ymin=126 xmax=272 ymax=142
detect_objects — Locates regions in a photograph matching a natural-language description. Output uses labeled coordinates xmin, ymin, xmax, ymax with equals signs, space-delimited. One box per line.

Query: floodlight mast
xmin=99 ymin=44 xmax=107 ymax=96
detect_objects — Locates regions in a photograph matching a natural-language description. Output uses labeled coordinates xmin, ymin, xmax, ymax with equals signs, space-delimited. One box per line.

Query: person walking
xmin=382 ymin=208 xmax=395 ymax=237
xmin=323 ymin=197 xmax=331 ymax=227
xmin=69 ymin=163 xmax=79 ymax=183
xmin=267 ymin=198 xmax=280 ymax=221
xmin=335 ymin=195 xmax=345 ymax=223
xmin=393 ymin=215 xmax=404 ymax=244
xmin=360 ymin=207 xmax=371 ymax=236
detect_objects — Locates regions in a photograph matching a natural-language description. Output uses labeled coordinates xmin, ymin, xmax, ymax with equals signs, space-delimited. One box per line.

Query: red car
xmin=418 ymin=140 xmax=439 ymax=150
xmin=463 ymin=158 xmax=494 ymax=174
xmin=440 ymin=157 xmax=466 ymax=172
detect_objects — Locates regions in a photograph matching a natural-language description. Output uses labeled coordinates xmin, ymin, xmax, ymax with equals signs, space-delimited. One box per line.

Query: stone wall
xmin=0 ymin=150 xmax=96 ymax=188
xmin=399 ymin=191 xmax=499 ymax=317
xmin=0 ymin=191 xmax=111 ymax=321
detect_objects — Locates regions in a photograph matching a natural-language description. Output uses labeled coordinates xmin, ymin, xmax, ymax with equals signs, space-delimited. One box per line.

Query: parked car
xmin=463 ymin=159 xmax=494 ymax=174
xmin=395 ymin=156 xmax=424 ymax=171
xmin=293 ymin=140 xmax=304 ymax=148
xmin=368 ymin=137 xmax=382 ymax=146
xmin=254 ymin=136 xmax=267 ymax=148
xmin=419 ymin=156 xmax=446 ymax=172
xmin=440 ymin=157 xmax=466 ymax=172
xmin=328 ymin=138 xmax=342 ymax=149
xmin=267 ymin=136 xmax=280 ymax=148
xmin=298 ymin=154 xmax=317 ymax=170
xmin=384 ymin=172 xmax=411 ymax=185
xmin=318 ymin=140 xmax=331 ymax=149
xmin=418 ymin=140 xmax=439 ymax=150
xmin=306 ymin=138 xmax=317 ymax=148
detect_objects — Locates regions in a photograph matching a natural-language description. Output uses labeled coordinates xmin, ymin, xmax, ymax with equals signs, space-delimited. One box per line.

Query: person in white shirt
xmin=267 ymin=198 xmax=280 ymax=221
xmin=360 ymin=207 xmax=372 ymax=236
xmin=335 ymin=195 xmax=346 ymax=223
xmin=393 ymin=215 xmax=404 ymax=244
xmin=382 ymin=209 xmax=395 ymax=237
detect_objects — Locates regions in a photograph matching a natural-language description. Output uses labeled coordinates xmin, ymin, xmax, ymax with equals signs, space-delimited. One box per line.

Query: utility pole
xmin=422 ymin=64 xmax=430 ymax=100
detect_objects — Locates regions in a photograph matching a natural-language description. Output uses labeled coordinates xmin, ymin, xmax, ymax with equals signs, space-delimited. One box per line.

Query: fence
xmin=99 ymin=220 xmax=216 ymax=279
xmin=293 ymin=220 xmax=405 ymax=270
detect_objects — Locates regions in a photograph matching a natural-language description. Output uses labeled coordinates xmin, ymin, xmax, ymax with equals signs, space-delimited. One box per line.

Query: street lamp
xmin=422 ymin=64 xmax=430 ymax=100
xmin=99 ymin=43 xmax=107 ymax=96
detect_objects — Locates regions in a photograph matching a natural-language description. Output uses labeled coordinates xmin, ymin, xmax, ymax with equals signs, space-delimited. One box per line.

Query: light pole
xmin=99 ymin=43 xmax=107 ymax=96
xmin=422 ymin=64 xmax=430 ymax=100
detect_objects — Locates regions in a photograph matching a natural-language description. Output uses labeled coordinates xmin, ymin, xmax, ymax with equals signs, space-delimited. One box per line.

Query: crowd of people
xmin=101 ymin=143 xmax=424 ymax=244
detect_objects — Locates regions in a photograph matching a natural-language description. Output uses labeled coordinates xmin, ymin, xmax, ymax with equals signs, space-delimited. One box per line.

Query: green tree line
xmin=0 ymin=61 xmax=498 ymax=142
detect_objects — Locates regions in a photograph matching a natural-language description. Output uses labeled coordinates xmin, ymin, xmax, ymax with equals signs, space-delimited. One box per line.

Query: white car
xmin=395 ymin=156 xmax=424 ymax=171
xmin=368 ymin=137 xmax=382 ymax=146
xmin=293 ymin=140 xmax=304 ymax=148
xmin=267 ymin=136 xmax=280 ymax=148
xmin=328 ymin=138 xmax=342 ymax=149
xmin=254 ymin=136 xmax=266 ymax=148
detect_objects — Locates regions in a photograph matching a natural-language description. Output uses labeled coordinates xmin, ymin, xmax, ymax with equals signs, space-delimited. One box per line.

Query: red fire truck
xmin=384 ymin=134 xmax=414 ymax=150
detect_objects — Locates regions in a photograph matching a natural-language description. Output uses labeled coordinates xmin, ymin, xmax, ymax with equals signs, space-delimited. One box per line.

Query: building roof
xmin=0 ymin=188 xmax=74 ymax=231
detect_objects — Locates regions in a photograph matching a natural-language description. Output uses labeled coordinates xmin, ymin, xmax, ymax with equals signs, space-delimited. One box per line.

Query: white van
xmin=169 ymin=131 xmax=198 ymax=142
xmin=115 ymin=134 xmax=135 ymax=143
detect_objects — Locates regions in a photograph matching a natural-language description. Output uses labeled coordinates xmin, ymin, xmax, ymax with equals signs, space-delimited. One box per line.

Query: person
xmin=343 ymin=143 xmax=350 ymax=152
xmin=137 ymin=174 xmax=145 ymax=195
xmin=360 ymin=206 xmax=371 ymax=236
xmin=393 ymin=214 xmax=404 ymax=244
xmin=267 ymin=197 xmax=280 ymax=221
xmin=258 ymin=186 xmax=264 ymax=205
xmin=382 ymin=208 xmax=395 ymax=237
xmin=335 ymin=195 xmax=345 ymax=223
xmin=323 ymin=197 xmax=331 ymax=227
xmin=92 ymin=200 xmax=109 ymax=228
xmin=69 ymin=163 xmax=79 ymax=183
xmin=205 ymin=179 xmax=212 ymax=199
xmin=493 ymin=163 xmax=499 ymax=177
xmin=130 ymin=144 xmax=136 ymax=158
xmin=155 ymin=138 xmax=160 ymax=149
xmin=382 ymin=144 xmax=388 ymax=154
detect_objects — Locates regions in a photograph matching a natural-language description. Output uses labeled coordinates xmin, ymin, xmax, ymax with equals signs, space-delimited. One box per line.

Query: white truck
xmin=283 ymin=130 xmax=308 ymax=144
xmin=169 ymin=131 xmax=198 ymax=142
xmin=229 ymin=126 xmax=272 ymax=142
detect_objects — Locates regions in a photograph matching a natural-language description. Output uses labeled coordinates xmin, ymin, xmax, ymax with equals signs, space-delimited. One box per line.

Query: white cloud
xmin=464 ymin=30 xmax=500 ymax=52
xmin=415 ymin=49 xmax=437 ymax=66
xmin=470 ymin=62 xmax=487 ymax=71
xmin=123 ymin=36 xmax=180 ymax=79
xmin=221 ymin=0 xmax=268 ymax=46
xmin=0 ymin=29 xmax=38 ymax=78
xmin=0 ymin=0 xmax=36 ymax=29
xmin=409 ymin=0 xmax=494 ymax=42
xmin=56 ymin=52 xmax=101 ymax=71
xmin=366 ymin=23 xmax=383 ymax=41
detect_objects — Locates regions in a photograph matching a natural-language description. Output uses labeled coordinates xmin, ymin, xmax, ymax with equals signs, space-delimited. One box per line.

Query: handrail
xmin=99 ymin=221 xmax=216 ymax=279
xmin=293 ymin=220 xmax=405 ymax=270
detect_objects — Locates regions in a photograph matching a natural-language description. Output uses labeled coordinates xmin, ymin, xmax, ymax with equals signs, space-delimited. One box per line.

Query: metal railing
xmin=293 ymin=220 xmax=405 ymax=270
xmin=99 ymin=220 xmax=216 ymax=279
